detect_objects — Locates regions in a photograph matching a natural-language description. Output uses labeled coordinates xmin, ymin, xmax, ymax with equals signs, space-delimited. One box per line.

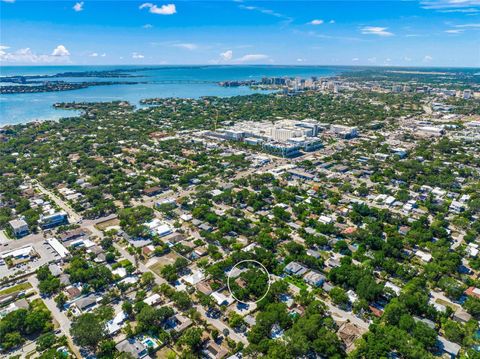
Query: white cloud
xmin=404 ymin=56 xmax=412 ymax=62
xmin=351 ymin=57 xmax=359 ymax=62
xmin=423 ymin=55 xmax=433 ymax=62
xmin=296 ymin=58 xmax=306 ymax=62
xmin=367 ymin=57 xmax=377 ymax=63
xmin=439 ymin=7 xmax=479 ymax=12
xmin=73 ymin=1 xmax=84 ymax=12
xmin=132 ymin=52 xmax=145 ymax=59
xmin=329 ymin=20 xmax=335 ymax=24
xmin=361 ymin=26 xmax=394 ymax=36
xmin=445 ymin=29 xmax=464 ymax=33
xmin=0 ymin=46 xmax=71 ymax=63
xmin=89 ymin=52 xmax=106 ymax=58
xmin=1 ymin=0 xmax=15 ymax=3
xmin=421 ymin=0 xmax=480 ymax=9
xmin=238 ymin=4 xmax=292 ymax=22
xmin=173 ymin=43 xmax=198 ymax=50
xmin=236 ymin=54 xmax=269 ymax=63
xmin=139 ymin=3 xmax=176 ymax=15
xmin=143 ymin=24 xmax=153 ymax=29
xmin=0 ymin=45 xmax=10 ymax=59
xmin=51 ymin=45 xmax=70 ymax=57
xmin=220 ymin=50 xmax=233 ymax=61
xmin=454 ymin=23 xmax=480 ymax=27
xmin=309 ymin=19 xmax=324 ymax=25
xmin=214 ymin=50 xmax=270 ymax=64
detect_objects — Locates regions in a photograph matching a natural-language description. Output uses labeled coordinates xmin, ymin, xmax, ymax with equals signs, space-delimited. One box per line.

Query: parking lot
xmin=0 ymin=233 xmax=60 ymax=278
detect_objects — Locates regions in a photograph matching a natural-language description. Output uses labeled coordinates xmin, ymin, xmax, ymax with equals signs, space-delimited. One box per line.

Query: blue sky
xmin=0 ymin=0 xmax=479 ymax=66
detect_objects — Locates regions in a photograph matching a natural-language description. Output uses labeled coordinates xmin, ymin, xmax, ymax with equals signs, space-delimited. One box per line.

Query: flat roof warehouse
xmin=47 ymin=238 xmax=70 ymax=259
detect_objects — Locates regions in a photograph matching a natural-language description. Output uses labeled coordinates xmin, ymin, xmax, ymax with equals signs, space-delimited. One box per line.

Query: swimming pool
xmin=144 ymin=338 xmax=155 ymax=347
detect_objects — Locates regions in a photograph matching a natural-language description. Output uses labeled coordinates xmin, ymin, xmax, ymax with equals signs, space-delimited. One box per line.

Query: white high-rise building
xmin=463 ymin=89 xmax=472 ymax=100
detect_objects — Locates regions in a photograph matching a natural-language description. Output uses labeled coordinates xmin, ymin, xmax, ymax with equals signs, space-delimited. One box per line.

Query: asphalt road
xmin=194 ymin=304 xmax=249 ymax=345
xmin=28 ymin=276 xmax=82 ymax=358
xmin=34 ymin=181 xmax=82 ymax=223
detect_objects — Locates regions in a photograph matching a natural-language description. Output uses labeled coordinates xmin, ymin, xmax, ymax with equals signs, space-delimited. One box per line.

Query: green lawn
xmin=119 ymin=259 xmax=133 ymax=267
xmin=149 ymin=262 xmax=165 ymax=276
xmin=0 ymin=282 xmax=32 ymax=296
xmin=285 ymin=276 xmax=308 ymax=291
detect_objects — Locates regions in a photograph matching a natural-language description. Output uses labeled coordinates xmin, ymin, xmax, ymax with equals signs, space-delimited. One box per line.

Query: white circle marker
xmin=227 ymin=259 xmax=271 ymax=304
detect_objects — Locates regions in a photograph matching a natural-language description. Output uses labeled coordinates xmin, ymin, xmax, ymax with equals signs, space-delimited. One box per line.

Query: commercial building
xmin=263 ymin=142 xmax=302 ymax=158
xmin=47 ymin=238 xmax=70 ymax=259
xmin=330 ymin=125 xmax=358 ymax=139
xmin=1 ymin=246 xmax=35 ymax=260
xmin=39 ymin=211 xmax=68 ymax=229
xmin=211 ymin=119 xmax=322 ymax=157
xmin=8 ymin=219 xmax=29 ymax=238
xmin=287 ymin=169 xmax=316 ymax=181
xmin=417 ymin=126 xmax=444 ymax=137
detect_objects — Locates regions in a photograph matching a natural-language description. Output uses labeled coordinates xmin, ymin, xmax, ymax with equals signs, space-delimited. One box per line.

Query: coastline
xmin=1 ymin=65 xmax=340 ymax=125
xmin=0 ymin=108 xmax=84 ymax=128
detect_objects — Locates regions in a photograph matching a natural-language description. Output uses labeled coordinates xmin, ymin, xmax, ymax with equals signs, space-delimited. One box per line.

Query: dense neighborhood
xmin=1 ymin=68 xmax=480 ymax=359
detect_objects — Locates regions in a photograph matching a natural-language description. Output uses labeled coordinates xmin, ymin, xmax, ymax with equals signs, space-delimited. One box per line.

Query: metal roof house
xmin=284 ymin=261 xmax=308 ymax=276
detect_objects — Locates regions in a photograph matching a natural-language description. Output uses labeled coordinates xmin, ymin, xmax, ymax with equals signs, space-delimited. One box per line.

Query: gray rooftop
xmin=9 ymin=219 xmax=28 ymax=230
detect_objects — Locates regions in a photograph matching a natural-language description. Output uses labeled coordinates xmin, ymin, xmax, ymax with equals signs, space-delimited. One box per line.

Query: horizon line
xmin=2 ymin=64 xmax=479 ymax=69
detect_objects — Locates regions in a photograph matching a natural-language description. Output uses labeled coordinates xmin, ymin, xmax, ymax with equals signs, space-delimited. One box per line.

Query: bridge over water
xmin=149 ymin=80 xmax=217 ymax=84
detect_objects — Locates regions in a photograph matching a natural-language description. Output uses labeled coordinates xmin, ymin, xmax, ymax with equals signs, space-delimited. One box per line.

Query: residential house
xmin=143 ymin=186 xmax=162 ymax=197
xmin=164 ymin=314 xmax=192 ymax=336
xmin=106 ymin=311 xmax=127 ymax=335
xmin=437 ymin=336 xmax=461 ymax=358
xmin=453 ymin=308 xmax=472 ymax=324
xmin=415 ymin=250 xmax=432 ymax=263
xmin=48 ymin=263 xmax=62 ymax=277
xmin=303 ymin=271 xmax=326 ymax=287
xmin=284 ymin=261 xmax=308 ymax=276
xmin=203 ymin=340 xmax=229 ymax=359
xmin=65 ymin=286 xmax=81 ymax=300
xmin=116 ymin=338 xmax=149 ymax=359
xmin=142 ymin=245 xmax=155 ymax=258
xmin=465 ymin=287 xmax=480 ymax=299
xmin=143 ymin=293 xmax=162 ymax=306
xmin=196 ymin=281 xmax=214 ymax=295
xmin=74 ymin=294 xmax=98 ymax=312
xmin=211 ymin=291 xmax=234 ymax=306
xmin=337 ymin=322 xmax=365 ymax=353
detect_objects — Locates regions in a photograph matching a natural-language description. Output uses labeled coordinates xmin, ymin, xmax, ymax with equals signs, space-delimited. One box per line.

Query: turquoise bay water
xmin=0 ymin=65 xmax=339 ymax=125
